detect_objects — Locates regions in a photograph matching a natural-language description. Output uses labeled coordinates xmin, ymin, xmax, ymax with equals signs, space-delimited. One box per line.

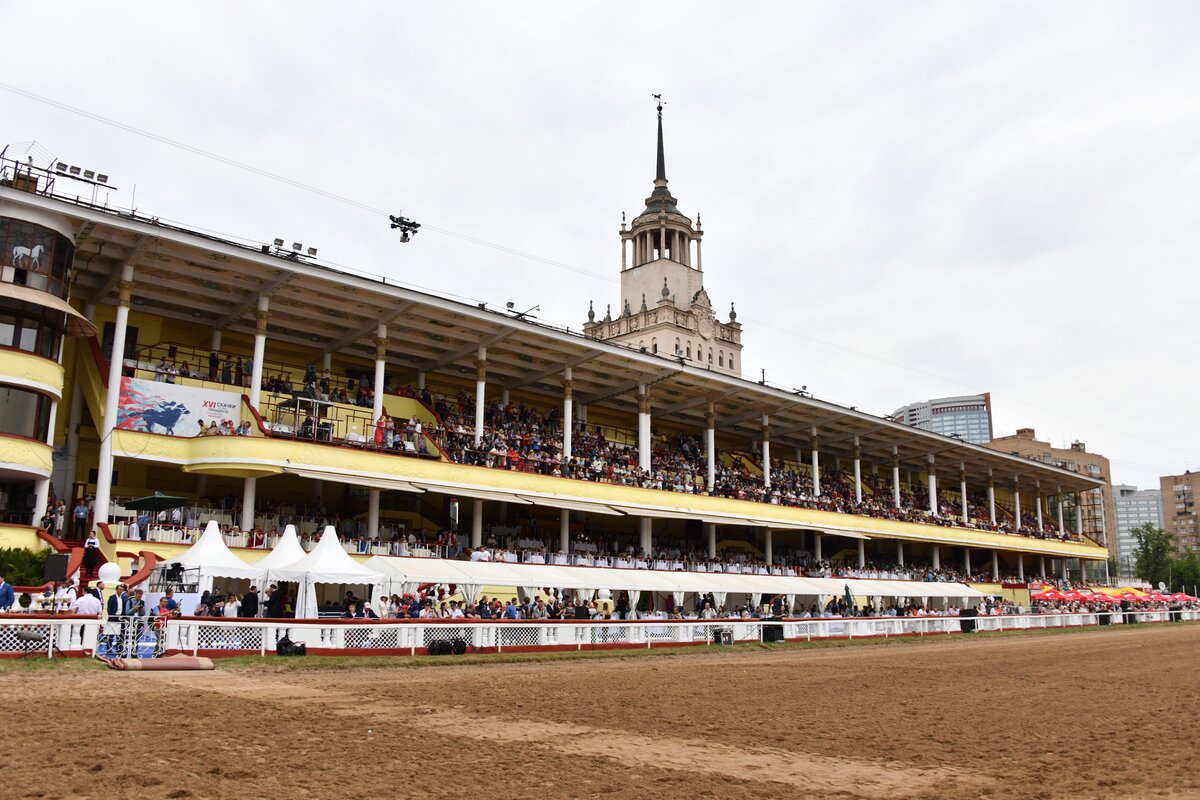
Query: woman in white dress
xmin=223 ymin=592 xmax=241 ymax=617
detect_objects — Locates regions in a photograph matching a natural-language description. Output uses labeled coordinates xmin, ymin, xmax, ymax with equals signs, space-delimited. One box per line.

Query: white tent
xmin=251 ymin=524 xmax=307 ymax=574
xmin=367 ymin=556 xmax=986 ymax=614
xmin=268 ymin=526 xmax=384 ymax=618
xmin=154 ymin=520 xmax=263 ymax=592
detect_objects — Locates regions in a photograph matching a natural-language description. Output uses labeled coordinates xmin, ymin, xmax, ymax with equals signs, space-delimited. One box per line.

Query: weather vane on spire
xmin=652 ymin=93 xmax=666 ymax=113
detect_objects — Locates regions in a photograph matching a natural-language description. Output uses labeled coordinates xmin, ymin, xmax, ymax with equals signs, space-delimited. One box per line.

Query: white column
xmin=1056 ymin=485 xmax=1066 ymax=533
xmin=1017 ymin=554 xmax=1025 ymax=582
xmin=964 ymin=548 xmax=972 ymax=575
xmin=891 ymin=447 xmax=901 ymax=508
xmin=705 ymin=410 xmax=716 ymax=491
xmin=927 ymin=459 xmax=938 ymax=515
xmin=637 ymin=384 xmax=651 ymax=471
xmin=248 ymin=295 xmax=269 ymax=410
xmin=932 ymin=545 xmax=940 ymax=570
xmin=857 ymin=539 xmax=866 ymax=568
xmin=474 ymin=348 xmax=487 ymax=447
xmin=992 ymin=551 xmax=1000 ymax=581
xmin=814 ymin=534 xmax=823 ymax=561
xmin=1035 ymin=488 xmax=1044 ymax=532
xmin=240 ymin=477 xmax=256 ymax=532
xmin=1061 ymin=558 xmax=1068 ymax=580
xmin=988 ymin=474 xmax=996 ymax=523
xmin=1075 ymin=492 xmax=1084 ymax=536
xmin=1013 ymin=483 xmax=1022 ymax=530
xmin=1040 ymin=556 xmax=1046 ymax=579
xmin=501 ymin=387 xmax=510 ymax=406
xmin=705 ymin=522 xmax=717 ymax=558
xmin=210 ymin=328 xmax=222 ymax=353
xmin=562 ymin=368 xmax=573 ymax=459
xmin=321 ymin=351 xmax=331 ymax=372
xmin=810 ymin=429 xmax=820 ymax=496
xmin=959 ymin=466 xmax=968 ymax=521
xmin=559 ymin=509 xmax=570 ymax=552
xmin=896 ymin=540 xmax=905 ymax=567
xmin=764 ymin=528 xmax=773 ymax=566
xmin=471 ymin=499 xmax=483 ymax=548
xmin=761 ymin=416 xmax=771 ymax=489
xmin=853 ymin=438 xmax=862 ymax=504
xmin=639 ymin=517 xmax=652 ymax=555
xmin=1096 ymin=489 xmax=1108 ymax=546
xmin=93 ymin=264 xmax=134 ymax=525
xmin=367 ymin=490 xmax=380 ymax=536
xmin=372 ymin=324 xmax=387 ymax=421
xmin=417 ymin=371 xmax=426 ymax=390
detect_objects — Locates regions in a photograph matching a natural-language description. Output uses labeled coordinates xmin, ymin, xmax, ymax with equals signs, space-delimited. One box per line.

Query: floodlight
xmin=273 ymin=238 xmax=284 ymax=247
xmin=97 ymin=174 xmax=108 ymax=184
xmin=69 ymin=166 xmax=81 ymax=175
xmin=83 ymin=170 xmax=94 ymax=180
xmin=292 ymin=242 xmax=302 ymax=251
xmin=307 ymin=247 xmax=317 ymax=256
xmin=55 ymin=162 xmax=67 ymax=172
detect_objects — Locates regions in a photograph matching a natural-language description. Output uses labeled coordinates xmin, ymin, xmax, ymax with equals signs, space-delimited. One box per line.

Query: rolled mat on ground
xmin=103 ymin=655 xmax=216 ymax=671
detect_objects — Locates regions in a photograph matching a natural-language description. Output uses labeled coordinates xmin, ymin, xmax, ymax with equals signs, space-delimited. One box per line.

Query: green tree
xmin=1131 ymin=523 xmax=1174 ymax=588
xmin=1172 ymin=548 xmax=1200 ymax=594
xmin=0 ymin=547 xmax=49 ymax=586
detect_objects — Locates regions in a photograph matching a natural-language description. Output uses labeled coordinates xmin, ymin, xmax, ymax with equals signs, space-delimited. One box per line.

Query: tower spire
xmin=655 ymin=96 xmax=667 ymax=185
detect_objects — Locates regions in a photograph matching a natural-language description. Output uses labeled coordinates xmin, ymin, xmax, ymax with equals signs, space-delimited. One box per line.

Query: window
xmin=0 ymin=217 xmax=75 ymax=299
xmin=0 ymin=301 xmax=64 ymax=359
xmin=729 ymin=357 xmax=735 ymax=371
xmin=0 ymin=384 xmax=52 ymax=441
xmin=718 ymin=351 xmax=724 ymax=367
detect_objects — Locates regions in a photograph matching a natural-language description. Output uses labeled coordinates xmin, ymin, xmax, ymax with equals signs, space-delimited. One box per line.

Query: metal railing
xmin=3 ymin=610 xmax=1194 ymax=659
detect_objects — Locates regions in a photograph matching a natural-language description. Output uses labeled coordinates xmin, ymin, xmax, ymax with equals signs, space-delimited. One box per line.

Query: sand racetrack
xmin=2 ymin=624 xmax=1198 ymax=800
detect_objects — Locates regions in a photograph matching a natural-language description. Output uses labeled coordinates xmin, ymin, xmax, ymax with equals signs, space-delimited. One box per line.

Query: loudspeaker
xmin=763 ymin=623 xmax=785 ymax=643
xmin=958 ymin=607 xmax=977 ymax=633
xmin=44 ymin=554 xmax=70 ymax=583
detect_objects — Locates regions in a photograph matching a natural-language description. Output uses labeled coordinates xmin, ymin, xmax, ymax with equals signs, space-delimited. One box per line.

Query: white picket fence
xmin=0 ymin=610 xmax=1195 ymax=659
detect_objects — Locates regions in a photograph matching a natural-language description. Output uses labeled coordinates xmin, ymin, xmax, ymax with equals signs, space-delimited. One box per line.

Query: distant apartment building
xmin=1112 ymin=484 xmax=1164 ymax=581
xmin=985 ymin=428 xmax=1116 ymax=557
xmin=1159 ymin=470 xmax=1200 ymax=553
xmin=890 ymin=393 xmax=993 ymax=445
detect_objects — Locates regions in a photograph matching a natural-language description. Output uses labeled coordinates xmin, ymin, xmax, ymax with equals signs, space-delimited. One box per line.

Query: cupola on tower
xmin=583 ymin=100 xmax=742 ymax=377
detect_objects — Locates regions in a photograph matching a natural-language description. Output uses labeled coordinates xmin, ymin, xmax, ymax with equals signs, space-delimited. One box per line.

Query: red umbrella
xmin=1147 ymin=593 xmax=1170 ymax=602
xmin=1171 ymin=592 xmax=1195 ymax=601
xmin=1089 ymin=594 xmax=1119 ymax=604
xmin=1034 ymin=590 xmax=1066 ymax=601
xmin=1063 ymin=591 xmax=1088 ymax=602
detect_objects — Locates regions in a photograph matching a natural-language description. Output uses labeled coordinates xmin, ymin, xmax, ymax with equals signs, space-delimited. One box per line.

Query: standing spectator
xmin=0 ymin=573 xmax=14 ymax=611
xmin=234 ymin=358 xmax=244 ymax=387
xmin=208 ymin=351 xmax=220 ymax=381
xmin=82 ymin=531 xmax=100 ymax=574
xmin=221 ymin=357 xmax=233 ymax=385
xmin=240 ymin=586 xmax=259 ymax=618
xmin=72 ymin=498 xmax=89 ymax=539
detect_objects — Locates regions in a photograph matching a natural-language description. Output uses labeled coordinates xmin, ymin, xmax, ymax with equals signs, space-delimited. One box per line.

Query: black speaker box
xmin=44 ymin=553 xmax=70 ymax=583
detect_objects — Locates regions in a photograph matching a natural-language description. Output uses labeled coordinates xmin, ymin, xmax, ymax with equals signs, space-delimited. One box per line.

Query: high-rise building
xmin=891 ymin=393 xmax=993 ymax=444
xmin=1112 ymin=484 xmax=1164 ymax=581
xmin=985 ymin=428 xmax=1116 ymax=558
xmin=583 ymin=101 xmax=743 ymax=377
xmin=1159 ymin=471 xmax=1200 ymax=553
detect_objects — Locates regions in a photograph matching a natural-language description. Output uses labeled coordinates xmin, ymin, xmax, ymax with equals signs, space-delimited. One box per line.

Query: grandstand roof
xmin=5 ymin=185 xmax=1103 ymax=496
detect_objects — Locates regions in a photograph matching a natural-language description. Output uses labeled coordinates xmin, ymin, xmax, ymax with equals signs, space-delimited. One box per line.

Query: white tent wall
xmin=269 ymin=526 xmax=384 ymax=619
xmin=153 ymin=520 xmax=264 ymax=592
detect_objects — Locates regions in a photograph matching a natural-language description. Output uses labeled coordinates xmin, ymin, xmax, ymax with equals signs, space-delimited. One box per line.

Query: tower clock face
xmin=698 ymin=312 xmax=714 ymax=340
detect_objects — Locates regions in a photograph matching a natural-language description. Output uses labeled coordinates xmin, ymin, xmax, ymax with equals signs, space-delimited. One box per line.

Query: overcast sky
xmin=4 ymin=2 xmax=1198 ymax=489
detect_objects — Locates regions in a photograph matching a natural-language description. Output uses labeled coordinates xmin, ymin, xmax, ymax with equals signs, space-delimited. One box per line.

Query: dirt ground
xmin=2 ymin=625 xmax=1198 ymax=800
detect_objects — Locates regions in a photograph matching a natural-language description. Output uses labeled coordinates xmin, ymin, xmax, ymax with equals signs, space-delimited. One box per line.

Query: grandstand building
xmin=0 ymin=118 xmax=1110 ymax=601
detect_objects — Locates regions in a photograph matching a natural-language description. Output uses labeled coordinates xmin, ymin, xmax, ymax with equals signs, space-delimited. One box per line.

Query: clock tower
xmin=583 ymin=101 xmax=743 ymax=377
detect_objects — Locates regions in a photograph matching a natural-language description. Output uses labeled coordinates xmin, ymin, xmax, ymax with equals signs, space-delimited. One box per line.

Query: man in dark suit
xmin=0 ymin=574 xmax=14 ymax=612
xmin=240 ymin=586 xmax=259 ymax=618
xmin=105 ymin=584 xmax=126 ymax=655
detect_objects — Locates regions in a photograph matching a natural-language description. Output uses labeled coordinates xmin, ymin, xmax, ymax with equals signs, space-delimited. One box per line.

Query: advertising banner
xmin=116 ymin=377 xmax=242 ymax=436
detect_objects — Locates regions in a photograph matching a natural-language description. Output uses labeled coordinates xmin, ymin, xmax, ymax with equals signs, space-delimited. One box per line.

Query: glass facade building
xmin=1112 ymin=484 xmax=1163 ymax=582
xmin=891 ymin=393 xmax=993 ymax=445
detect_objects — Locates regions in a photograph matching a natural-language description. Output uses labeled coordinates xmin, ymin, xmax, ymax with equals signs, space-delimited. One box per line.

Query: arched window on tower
xmin=686 ymin=342 xmax=692 ymax=359
xmin=708 ymin=348 xmax=713 ymax=363
xmin=718 ymin=351 xmax=724 ymax=367
xmin=729 ymin=356 xmax=735 ymax=371
xmin=675 ymin=337 xmax=681 ymax=355
xmin=652 ymin=337 xmax=657 ymax=354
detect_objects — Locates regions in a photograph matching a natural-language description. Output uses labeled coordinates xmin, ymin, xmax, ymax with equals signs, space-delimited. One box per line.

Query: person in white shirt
xmin=69 ymin=591 xmax=102 ymax=616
